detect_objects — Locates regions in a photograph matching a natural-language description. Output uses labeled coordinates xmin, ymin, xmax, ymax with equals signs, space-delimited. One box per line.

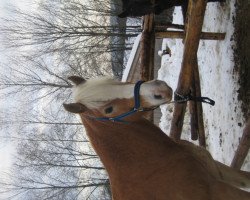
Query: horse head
xmin=63 ymin=76 xmax=172 ymax=122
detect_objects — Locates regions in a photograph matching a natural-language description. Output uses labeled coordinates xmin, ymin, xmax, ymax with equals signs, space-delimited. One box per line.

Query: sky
xmin=0 ymin=2 xmax=87 ymax=198
xmin=0 ymin=0 xmax=37 ymax=180
xmin=0 ymin=0 xmax=14 ymax=176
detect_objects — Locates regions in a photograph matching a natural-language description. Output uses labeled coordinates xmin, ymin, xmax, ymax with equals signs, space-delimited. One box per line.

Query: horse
xmin=118 ymin=0 xmax=225 ymax=21
xmin=64 ymin=76 xmax=250 ymax=200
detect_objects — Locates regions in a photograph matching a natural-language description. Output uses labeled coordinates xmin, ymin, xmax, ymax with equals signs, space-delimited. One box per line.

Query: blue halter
xmin=93 ymin=80 xmax=155 ymax=123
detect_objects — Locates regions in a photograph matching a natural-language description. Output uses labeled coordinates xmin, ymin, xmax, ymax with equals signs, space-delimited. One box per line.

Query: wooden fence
xmin=123 ymin=0 xmax=250 ymax=170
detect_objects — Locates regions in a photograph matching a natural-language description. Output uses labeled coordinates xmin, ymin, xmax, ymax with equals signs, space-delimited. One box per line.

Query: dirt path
xmin=234 ymin=0 xmax=250 ymax=119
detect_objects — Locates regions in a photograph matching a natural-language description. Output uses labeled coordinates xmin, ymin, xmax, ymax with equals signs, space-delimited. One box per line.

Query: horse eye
xmin=104 ymin=106 xmax=113 ymax=114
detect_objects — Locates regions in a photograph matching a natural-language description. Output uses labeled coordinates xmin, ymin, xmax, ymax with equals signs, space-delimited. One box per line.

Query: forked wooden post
xmin=169 ymin=0 xmax=207 ymax=140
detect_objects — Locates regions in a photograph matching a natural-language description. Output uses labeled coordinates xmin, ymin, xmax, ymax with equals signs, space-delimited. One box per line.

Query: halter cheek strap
xmin=93 ymin=81 xmax=156 ymax=123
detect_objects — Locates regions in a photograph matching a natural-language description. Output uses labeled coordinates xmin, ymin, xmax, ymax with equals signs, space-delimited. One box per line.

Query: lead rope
xmin=174 ymin=91 xmax=215 ymax=106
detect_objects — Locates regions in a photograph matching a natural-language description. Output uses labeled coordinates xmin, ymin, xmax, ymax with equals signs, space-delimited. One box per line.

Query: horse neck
xmin=81 ymin=115 xmax=176 ymax=176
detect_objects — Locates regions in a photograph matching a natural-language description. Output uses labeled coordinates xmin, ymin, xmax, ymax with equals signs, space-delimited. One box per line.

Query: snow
xmin=158 ymin=1 xmax=250 ymax=171
xmin=122 ymin=33 xmax=141 ymax=82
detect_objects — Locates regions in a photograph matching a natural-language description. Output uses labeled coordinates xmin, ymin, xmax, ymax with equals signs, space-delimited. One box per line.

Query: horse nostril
xmin=154 ymin=94 xmax=163 ymax=100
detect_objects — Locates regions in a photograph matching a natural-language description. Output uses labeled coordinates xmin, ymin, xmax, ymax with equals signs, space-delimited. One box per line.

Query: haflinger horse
xmin=64 ymin=76 xmax=250 ymax=200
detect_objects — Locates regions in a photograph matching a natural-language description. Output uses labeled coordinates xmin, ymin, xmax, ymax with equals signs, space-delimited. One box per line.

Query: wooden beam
xmin=140 ymin=14 xmax=155 ymax=81
xmin=231 ymin=119 xmax=250 ymax=169
xmin=170 ymin=0 xmax=207 ymax=140
xmin=156 ymin=23 xmax=185 ymax=31
xmin=140 ymin=14 xmax=155 ymax=121
xmin=155 ymin=31 xmax=226 ymax=40
xmin=189 ymin=99 xmax=199 ymax=141
xmin=184 ymin=57 xmax=206 ymax=147
xmin=189 ymin=63 xmax=199 ymax=141
xmin=193 ymin=58 xmax=206 ymax=147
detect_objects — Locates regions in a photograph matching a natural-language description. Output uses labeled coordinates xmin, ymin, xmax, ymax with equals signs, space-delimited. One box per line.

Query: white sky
xmin=0 ymin=0 xmax=14 ymax=176
xmin=0 ymin=0 xmax=38 ymax=180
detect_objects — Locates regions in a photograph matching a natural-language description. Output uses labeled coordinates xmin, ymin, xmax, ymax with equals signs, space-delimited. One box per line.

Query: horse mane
xmin=73 ymin=77 xmax=133 ymax=109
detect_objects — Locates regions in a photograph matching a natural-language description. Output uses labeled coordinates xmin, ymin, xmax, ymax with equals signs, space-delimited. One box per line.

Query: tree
xmin=0 ymin=0 xmax=141 ymax=77
xmin=0 ymin=0 xmax=142 ymax=198
xmin=0 ymin=52 xmax=113 ymax=107
xmin=0 ymin=51 xmax=113 ymax=200
xmin=0 ymin=56 xmax=113 ymax=198
xmin=0 ymin=107 xmax=111 ymax=200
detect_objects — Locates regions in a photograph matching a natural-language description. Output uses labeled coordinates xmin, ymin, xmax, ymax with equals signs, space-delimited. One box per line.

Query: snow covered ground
xmin=158 ymin=1 xmax=250 ymax=171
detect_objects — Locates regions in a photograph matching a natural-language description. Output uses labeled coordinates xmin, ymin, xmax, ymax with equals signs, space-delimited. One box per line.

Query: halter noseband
xmin=93 ymin=81 xmax=157 ymax=123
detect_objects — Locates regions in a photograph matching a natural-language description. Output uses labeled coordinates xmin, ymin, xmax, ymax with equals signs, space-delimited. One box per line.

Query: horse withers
xmin=64 ymin=76 xmax=250 ymax=200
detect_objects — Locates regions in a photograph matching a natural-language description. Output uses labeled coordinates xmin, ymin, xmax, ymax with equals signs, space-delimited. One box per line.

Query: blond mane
xmin=73 ymin=77 xmax=134 ymax=109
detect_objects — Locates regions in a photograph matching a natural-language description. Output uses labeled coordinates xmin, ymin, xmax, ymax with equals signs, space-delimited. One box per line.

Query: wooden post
xmin=140 ymin=14 xmax=155 ymax=121
xmin=187 ymin=57 xmax=206 ymax=147
xmin=170 ymin=0 xmax=207 ymax=140
xmin=189 ymin=75 xmax=199 ymax=141
xmin=155 ymin=31 xmax=226 ymax=40
xmin=193 ymin=58 xmax=206 ymax=147
xmin=231 ymin=119 xmax=250 ymax=169
xmin=140 ymin=14 xmax=155 ymax=81
xmin=189 ymin=101 xmax=199 ymax=141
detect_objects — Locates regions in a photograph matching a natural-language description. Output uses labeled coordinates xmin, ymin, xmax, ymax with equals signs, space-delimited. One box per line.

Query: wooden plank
xmin=155 ymin=31 xmax=226 ymax=40
xmin=169 ymin=0 xmax=207 ymax=140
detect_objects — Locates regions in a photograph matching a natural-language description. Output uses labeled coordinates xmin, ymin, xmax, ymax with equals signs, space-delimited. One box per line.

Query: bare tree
xmin=0 ymin=1 xmax=140 ymax=198
xmin=1 ymin=173 xmax=109 ymax=200
xmin=0 ymin=111 xmax=111 ymax=200
xmin=0 ymin=55 xmax=112 ymax=199
xmin=0 ymin=57 xmax=71 ymax=102
xmin=0 ymin=0 xmax=141 ymax=64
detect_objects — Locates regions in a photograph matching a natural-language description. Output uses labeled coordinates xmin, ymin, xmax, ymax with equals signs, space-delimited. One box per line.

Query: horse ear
xmin=63 ymin=103 xmax=87 ymax=113
xmin=68 ymin=76 xmax=86 ymax=85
